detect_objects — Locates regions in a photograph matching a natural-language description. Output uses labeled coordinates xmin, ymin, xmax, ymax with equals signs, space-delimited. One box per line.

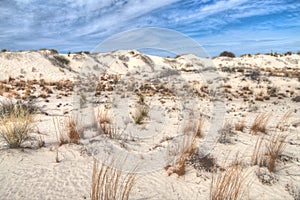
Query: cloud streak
xmin=0 ymin=0 xmax=299 ymax=55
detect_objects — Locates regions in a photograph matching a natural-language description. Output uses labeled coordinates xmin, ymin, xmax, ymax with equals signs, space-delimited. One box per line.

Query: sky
xmin=0 ymin=0 xmax=300 ymax=56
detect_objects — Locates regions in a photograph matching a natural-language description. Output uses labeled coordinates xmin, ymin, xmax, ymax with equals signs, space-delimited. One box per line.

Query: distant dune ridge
xmin=0 ymin=49 xmax=299 ymax=200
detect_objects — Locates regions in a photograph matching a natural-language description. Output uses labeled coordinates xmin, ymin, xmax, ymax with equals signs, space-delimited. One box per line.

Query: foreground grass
xmin=91 ymin=159 xmax=136 ymax=200
xmin=210 ymin=160 xmax=249 ymax=200
xmin=0 ymin=107 xmax=34 ymax=148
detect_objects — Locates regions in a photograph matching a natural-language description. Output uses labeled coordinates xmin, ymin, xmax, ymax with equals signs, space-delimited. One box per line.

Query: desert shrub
xmin=0 ymin=100 xmax=37 ymax=119
xmin=219 ymin=51 xmax=236 ymax=58
xmin=74 ymin=51 xmax=90 ymax=55
xmin=91 ymin=159 xmax=136 ymax=200
xmin=186 ymin=154 xmax=216 ymax=172
xmin=0 ymin=109 xmax=34 ymax=148
xmin=284 ymin=51 xmax=292 ymax=56
xmin=1 ymin=49 xmax=8 ymax=52
xmin=49 ymin=49 xmax=59 ymax=54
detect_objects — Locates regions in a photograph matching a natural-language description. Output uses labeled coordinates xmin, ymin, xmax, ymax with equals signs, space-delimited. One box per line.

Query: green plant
xmin=91 ymin=159 xmax=136 ymax=200
xmin=137 ymin=93 xmax=145 ymax=105
xmin=132 ymin=105 xmax=149 ymax=124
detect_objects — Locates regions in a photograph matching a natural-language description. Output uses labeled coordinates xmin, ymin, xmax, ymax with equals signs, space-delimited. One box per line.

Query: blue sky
xmin=0 ymin=0 xmax=299 ymax=56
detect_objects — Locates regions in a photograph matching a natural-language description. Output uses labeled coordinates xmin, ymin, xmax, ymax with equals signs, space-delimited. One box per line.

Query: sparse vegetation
xmin=91 ymin=159 xmax=136 ymax=200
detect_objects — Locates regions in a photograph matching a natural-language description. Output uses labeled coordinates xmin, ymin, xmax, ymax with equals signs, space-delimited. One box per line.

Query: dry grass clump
xmin=53 ymin=116 xmax=82 ymax=146
xmin=251 ymin=133 xmax=287 ymax=172
xmin=97 ymin=108 xmax=117 ymax=138
xmin=210 ymin=159 xmax=249 ymax=200
xmin=91 ymin=159 xmax=136 ymax=200
xmin=250 ymin=113 xmax=270 ymax=135
xmin=132 ymin=105 xmax=149 ymax=125
xmin=165 ymin=124 xmax=198 ymax=176
xmin=53 ymin=117 xmax=68 ymax=146
xmin=65 ymin=116 xmax=81 ymax=144
xmin=97 ymin=108 xmax=112 ymax=124
xmin=0 ymin=108 xmax=34 ymax=148
xmin=266 ymin=133 xmax=287 ymax=172
xmin=235 ymin=120 xmax=245 ymax=132
xmin=218 ymin=122 xmax=234 ymax=144
xmin=195 ymin=116 xmax=204 ymax=138
xmin=276 ymin=110 xmax=293 ymax=131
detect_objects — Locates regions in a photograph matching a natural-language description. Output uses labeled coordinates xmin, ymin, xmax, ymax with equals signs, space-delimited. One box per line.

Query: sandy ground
xmin=0 ymin=49 xmax=299 ymax=199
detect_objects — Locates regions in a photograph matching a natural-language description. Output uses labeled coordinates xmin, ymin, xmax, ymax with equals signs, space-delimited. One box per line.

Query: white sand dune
xmin=0 ymin=50 xmax=299 ymax=199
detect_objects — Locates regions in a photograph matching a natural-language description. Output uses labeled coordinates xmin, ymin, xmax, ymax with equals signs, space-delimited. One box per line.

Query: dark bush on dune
xmin=1 ymin=49 xmax=8 ymax=52
xmin=284 ymin=51 xmax=292 ymax=56
xmin=219 ymin=51 xmax=236 ymax=58
xmin=53 ymin=55 xmax=70 ymax=65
